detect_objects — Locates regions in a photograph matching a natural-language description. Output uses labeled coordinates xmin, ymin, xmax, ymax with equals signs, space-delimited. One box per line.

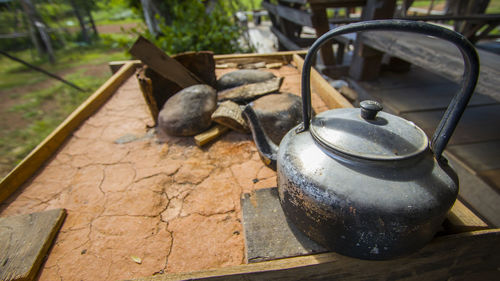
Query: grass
xmin=0 ymin=42 xmax=130 ymax=177
xmin=487 ymin=0 xmax=500 ymax=13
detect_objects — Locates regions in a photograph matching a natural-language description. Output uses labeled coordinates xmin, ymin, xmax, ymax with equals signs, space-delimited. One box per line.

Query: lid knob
xmin=360 ymin=100 xmax=383 ymax=120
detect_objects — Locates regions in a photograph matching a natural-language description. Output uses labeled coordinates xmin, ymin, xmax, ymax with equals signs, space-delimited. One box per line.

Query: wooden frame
xmin=0 ymin=61 xmax=139 ymax=203
xmin=0 ymin=51 xmax=498 ymax=281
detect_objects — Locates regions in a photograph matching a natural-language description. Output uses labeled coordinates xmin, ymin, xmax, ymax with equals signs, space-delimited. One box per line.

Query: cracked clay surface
xmin=0 ymin=65 xmax=328 ymax=281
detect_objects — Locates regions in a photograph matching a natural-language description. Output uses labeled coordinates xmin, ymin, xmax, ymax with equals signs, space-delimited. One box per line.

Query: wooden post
xmin=349 ymin=0 xmax=397 ymax=81
xmin=311 ymin=6 xmax=336 ymax=66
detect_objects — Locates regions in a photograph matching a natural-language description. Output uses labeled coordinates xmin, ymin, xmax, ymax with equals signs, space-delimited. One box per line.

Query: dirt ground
xmin=0 ymin=59 xmax=114 ymax=178
xmin=0 ymin=65 xmax=328 ymax=280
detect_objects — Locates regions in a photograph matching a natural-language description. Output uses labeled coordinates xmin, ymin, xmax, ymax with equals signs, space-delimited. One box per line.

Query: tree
xmin=68 ymin=0 xmax=98 ymax=43
xmin=20 ymin=0 xmax=55 ymax=62
xmin=130 ymin=0 xmax=250 ymax=54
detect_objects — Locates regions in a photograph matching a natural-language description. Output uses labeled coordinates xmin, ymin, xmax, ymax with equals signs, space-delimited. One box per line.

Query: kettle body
xmin=243 ymin=20 xmax=479 ymax=260
xmin=277 ymin=116 xmax=458 ymax=259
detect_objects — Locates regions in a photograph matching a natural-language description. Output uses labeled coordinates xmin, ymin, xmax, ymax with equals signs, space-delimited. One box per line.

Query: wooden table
xmin=0 ymin=52 xmax=498 ymax=281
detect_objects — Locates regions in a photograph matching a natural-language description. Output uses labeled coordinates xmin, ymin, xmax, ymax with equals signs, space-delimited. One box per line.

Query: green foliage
xmin=93 ymin=0 xmax=141 ymax=25
xmin=134 ymin=0 xmax=249 ymax=54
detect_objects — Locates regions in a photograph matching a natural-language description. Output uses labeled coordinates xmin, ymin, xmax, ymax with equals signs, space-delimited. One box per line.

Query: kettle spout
xmin=243 ymin=105 xmax=278 ymax=171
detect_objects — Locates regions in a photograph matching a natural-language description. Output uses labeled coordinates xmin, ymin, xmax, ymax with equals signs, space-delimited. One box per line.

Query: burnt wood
xmin=173 ymin=51 xmax=216 ymax=88
xmin=129 ymin=36 xmax=204 ymax=88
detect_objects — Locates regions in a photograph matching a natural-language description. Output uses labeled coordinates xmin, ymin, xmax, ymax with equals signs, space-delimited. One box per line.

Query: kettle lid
xmin=310 ymin=100 xmax=428 ymax=160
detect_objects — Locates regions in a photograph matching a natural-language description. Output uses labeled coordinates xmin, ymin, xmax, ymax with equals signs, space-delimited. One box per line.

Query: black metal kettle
xmin=243 ymin=20 xmax=479 ymax=259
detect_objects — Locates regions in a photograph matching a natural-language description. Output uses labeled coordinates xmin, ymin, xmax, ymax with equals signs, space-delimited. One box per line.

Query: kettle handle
xmin=300 ymin=20 xmax=479 ymax=160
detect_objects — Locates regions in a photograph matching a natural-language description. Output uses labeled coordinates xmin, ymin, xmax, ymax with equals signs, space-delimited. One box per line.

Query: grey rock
xmin=217 ymin=69 xmax=276 ymax=90
xmin=252 ymin=93 xmax=304 ymax=145
xmin=158 ymin=84 xmax=217 ymax=136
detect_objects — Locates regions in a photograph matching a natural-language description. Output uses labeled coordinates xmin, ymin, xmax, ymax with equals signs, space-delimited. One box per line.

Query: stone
xmin=216 ymin=69 xmax=276 ymax=90
xmin=252 ymin=93 xmax=303 ymax=145
xmin=158 ymin=84 xmax=217 ymax=136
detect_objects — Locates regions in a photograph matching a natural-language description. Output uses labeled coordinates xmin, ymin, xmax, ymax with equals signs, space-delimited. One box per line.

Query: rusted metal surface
xmin=244 ymin=21 xmax=480 ymax=259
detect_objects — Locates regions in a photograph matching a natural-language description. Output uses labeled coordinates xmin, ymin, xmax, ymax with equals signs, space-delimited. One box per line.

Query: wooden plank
xmin=136 ymin=67 xmax=160 ymax=124
xmin=356 ymin=74 xmax=496 ymax=115
xmin=348 ymin=0 xmax=396 ymax=80
xmin=276 ymin=5 xmax=313 ymax=28
xmin=447 ymin=141 xmax=500 ymax=172
xmin=108 ymin=60 xmax=141 ymax=74
xmin=241 ymin=188 xmax=326 ymax=263
xmin=293 ymin=54 xmax=353 ymax=109
xmin=194 ymin=124 xmax=229 ymax=147
xmin=359 ymin=31 xmax=500 ymax=100
xmin=261 ymin=1 xmax=278 ymax=17
xmin=172 ymin=51 xmax=216 ymax=87
xmin=129 ymin=36 xmax=203 ymax=88
xmin=270 ymin=26 xmax=302 ymax=51
xmin=276 ymin=0 xmax=307 ymax=4
xmin=108 ymin=52 xmax=309 ymax=71
xmin=479 ymin=169 xmax=500 ymax=192
xmin=445 ymin=200 xmax=489 ymax=233
xmin=214 ymin=51 xmax=306 ymax=64
xmin=308 ymin=0 xmax=366 ymax=6
xmin=310 ymin=6 xmax=336 ymax=65
xmin=0 ymin=209 xmax=66 ymax=281
xmin=135 ymin=229 xmax=500 ymax=281
xmin=0 ymin=62 xmax=137 ymax=203
xmin=241 ymin=188 xmax=487 ymax=262
xmin=445 ymin=152 xmax=500 ymax=227
xmin=401 ymin=104 xmax=500 ymax=146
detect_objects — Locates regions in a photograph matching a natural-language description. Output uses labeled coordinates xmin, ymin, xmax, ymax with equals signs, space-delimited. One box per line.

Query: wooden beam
xmin=349 ymin=0 xmax=397 ymax=80
xmin=108 ymin=51 xmax=310 ymax=73
xmin=330 ymin=14 xmax=500 ymax=24
xmin=276 ymin=5 xmax=313 ymax=27
xmin=357 ymin=31 xmax=499 ymax=98
xmin=194 ymin=124 xmax=230 ymax=147
xmin=214 ymin=50 xmax=306 ymax=63
xmin=311 ymin=6 xmax=336 ymax=65
xmin=292 ymin=54 xmax=353 ymax=109
xmin=135 ymin=229 xmax=500 ymax=281
xmin=308 ymin=0 xmax=366 ymax=7
xmin=446 ymin=200 xmax=489 ymax=233
xmin=261 ymin=1 xmax=277 ymax=16
xmin=270 ymin=26 xmax=302 ymax=51
xmin=0 ymin=209 xmax=66 ymax=281
xmin=0 ymin=62 xmax=137 ymax=203
xmin=109 ymin=60 xmax=141 ymax=74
